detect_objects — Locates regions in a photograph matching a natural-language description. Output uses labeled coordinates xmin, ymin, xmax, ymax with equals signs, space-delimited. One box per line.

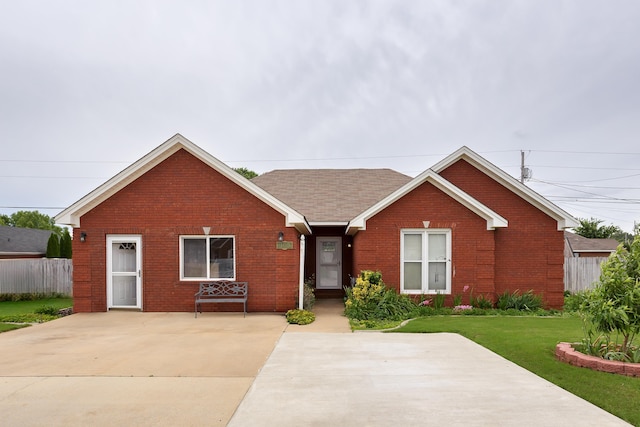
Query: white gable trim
xmin=431 ymin=146 xmax=578 ymax=231
xmin=55 ymin=134 xmax=311 ymax=234
xmin=346 ymin=169 xmax=508 ymax=235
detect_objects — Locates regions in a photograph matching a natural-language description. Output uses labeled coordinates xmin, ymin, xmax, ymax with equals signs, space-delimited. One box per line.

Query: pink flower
xmin=420 ymin=299 xmax=431 ymax=306
xmin=463 ymin=285 xmax=470 ymax=293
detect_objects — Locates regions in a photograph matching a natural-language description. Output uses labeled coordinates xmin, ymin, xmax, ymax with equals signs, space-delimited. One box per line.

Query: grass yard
xmin=394 ymin=316 xmax=640 ymax=426
xmin=0 ymin=297 xmax=73 ymax=332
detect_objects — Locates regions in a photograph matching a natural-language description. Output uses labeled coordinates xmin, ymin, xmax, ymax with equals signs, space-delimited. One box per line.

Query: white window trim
xmin=180 ymin=235 xmax=236 ymax=281
xmin=400 ymin=229 xmax=452 ymax=294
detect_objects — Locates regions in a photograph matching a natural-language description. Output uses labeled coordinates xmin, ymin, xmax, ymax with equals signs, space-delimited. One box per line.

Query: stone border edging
xmin=556 ymin=342 xmax=640 ymax=376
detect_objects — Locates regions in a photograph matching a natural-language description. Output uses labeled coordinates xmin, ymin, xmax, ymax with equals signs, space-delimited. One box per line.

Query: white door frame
xmin=107 ymin=235 xmax=142 ymax=310
xmin=316 ymin=236 xmax=342 ymax=289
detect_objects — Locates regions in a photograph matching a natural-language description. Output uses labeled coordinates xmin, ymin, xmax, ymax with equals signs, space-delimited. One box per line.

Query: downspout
xmin=298 ymin=235 xmax=306 ymax=310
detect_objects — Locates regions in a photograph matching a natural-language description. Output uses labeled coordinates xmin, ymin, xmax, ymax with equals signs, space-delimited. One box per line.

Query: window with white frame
xmin=401 ymin=229 xmax=451 ymax=294
xmin=180 ymin=236 xmax=235 ymax=280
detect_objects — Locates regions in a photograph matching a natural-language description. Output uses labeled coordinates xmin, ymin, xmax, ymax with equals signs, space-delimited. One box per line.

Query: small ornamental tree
xmin=581 ymin=236 xmax=640 ymax=356
xmin=60 ymin=229 xmax=72 ymax=259
xmin=46 ymin=233 xmax=61 ymax=258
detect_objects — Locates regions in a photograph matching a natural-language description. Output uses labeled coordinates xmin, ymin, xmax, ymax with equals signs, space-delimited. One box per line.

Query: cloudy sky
xmin=1 ymin=0 xmax=639 ymax=232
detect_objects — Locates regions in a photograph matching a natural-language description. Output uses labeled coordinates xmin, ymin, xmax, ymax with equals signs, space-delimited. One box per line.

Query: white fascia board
xmin=55 ymin=134 xmax=311 ymax=234
xmin=346 ymin=169 xmax=507 ymax=235
xmin=432 ymin=146 xmax=579 ymax=231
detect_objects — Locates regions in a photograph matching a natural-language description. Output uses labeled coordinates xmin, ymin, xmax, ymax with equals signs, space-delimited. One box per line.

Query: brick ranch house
xmin=56 ymin=134 xmax=577 ymax=313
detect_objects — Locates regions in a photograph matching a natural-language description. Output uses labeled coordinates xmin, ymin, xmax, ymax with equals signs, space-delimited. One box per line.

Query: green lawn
xmin=394 ymin=316 xmax=640 ymax=426
xmin=0 ymin=298 xmax=73 ymax=332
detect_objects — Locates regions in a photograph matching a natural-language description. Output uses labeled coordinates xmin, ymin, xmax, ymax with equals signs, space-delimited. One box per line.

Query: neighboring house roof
xmin=346 ymin=169 xmax=509 ymax=235
xmin=0 ymin=225 xmax=53 ymax=257
xmin=55 ymin=134 xmax=311 ymax=234
xmin=564 ymin=231 xmax=619 ymax=256
xmin=432 ymin=146 xmax=578 ymax=231
xmin=252 ymin=169 xmax=412 ymax=224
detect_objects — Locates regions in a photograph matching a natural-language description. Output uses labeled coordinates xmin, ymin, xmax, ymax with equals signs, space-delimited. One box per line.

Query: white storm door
xmin=316 ymin=237 xmax=342 ymax=289
xmin=107 ymin=235 xmax=142 ymax=309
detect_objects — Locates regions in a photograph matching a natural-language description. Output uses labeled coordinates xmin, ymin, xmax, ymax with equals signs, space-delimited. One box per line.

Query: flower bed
xmin=555 ymin=342 xmax=640 ymax=377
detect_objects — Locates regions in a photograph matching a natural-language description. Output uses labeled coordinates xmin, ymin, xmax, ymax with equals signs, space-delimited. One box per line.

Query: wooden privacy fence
xmin=0 ymin=259 xmax=72 ymax=295
xmin=564 ymin=256 xmax=608 ymax=294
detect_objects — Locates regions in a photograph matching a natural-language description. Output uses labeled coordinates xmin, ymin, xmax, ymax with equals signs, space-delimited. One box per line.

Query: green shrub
xmin=431 ymin=293 xmax=445 ymax=309
xmin=34 ymin=305 xmax=59 ymax=316
xmin=0 ymin=292 xmax=67 ymax=302
xmin=580 ymin=236 xmax=640 ymax=357
xmin=46 ymin=233 xmax=60 ymax=258
xmin=563 ymin=290 xmax=589 ymax=312
xmin=285 ymin=309 xmax=315 ymax=325
xmin=345 ymin=270 xmax=417 ymax=321
xmin=60 ymin=229 xmax=72 ymax=259
xmin=470 ymin=293 xmax=494 ymax=309
xmin=496 ymin=290 xmax=542 ymax=311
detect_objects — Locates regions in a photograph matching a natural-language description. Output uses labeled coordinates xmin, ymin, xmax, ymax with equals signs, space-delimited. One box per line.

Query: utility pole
xmin=520 ymin=150 xmax=531 ymax=184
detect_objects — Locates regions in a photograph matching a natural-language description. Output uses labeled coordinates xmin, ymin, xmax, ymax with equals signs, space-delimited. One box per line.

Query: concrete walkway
xmin=0 ymin=300 xmax=632 ymax=426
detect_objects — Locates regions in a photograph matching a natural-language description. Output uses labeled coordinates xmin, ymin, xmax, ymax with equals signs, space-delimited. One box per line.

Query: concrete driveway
xmin=0 ymin=304 xmax=631 ymax=426
xmin=0 ymin=311 xmax=287 ymax=426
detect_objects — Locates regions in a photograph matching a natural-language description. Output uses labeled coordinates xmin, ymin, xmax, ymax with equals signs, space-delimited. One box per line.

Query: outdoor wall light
xmin=278 ymin=231 xmax=284 ymax=241
xmin=80 ymin=232 xmax=87 ymax=242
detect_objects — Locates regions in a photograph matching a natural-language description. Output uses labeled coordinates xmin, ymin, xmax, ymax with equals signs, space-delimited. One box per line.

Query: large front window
xmin=401 ymin=229 xmax=451 ymax=294
xmin=181 ymin=236 xmax=235 ymax=280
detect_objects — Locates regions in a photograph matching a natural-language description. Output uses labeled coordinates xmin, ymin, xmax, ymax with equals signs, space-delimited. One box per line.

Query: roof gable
xmin=432 ymin=147 xmax=578 ymax=231
xmin=347 ymin=169 xmax=508 ymax=235
xmin=55 ymin=134 xmax=310 ymax=233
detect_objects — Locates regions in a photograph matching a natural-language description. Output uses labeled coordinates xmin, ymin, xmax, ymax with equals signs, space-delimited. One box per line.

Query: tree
xmin=46 ymin=233 xmax=61 ymax=258
xmin=60 ymin=229 xmax=72 ymax=259
xmin=582 ymin=235 xmax=640 ymax=356
xmin=3 ymin=210 xmax=63 ymax=234
xmin=573 ymin=217 xmax=622 ymax=239
xmin=0 ymin=214 xmax=9 ymax=226
xmin=233 ymin=167 xmax=258 ymax=179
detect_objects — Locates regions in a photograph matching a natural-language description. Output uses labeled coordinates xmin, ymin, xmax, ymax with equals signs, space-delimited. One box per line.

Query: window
xmin=180 ymin=236 xmax=235 ymax=280
xmin=400 ymin=229 xmax=451 ymax=294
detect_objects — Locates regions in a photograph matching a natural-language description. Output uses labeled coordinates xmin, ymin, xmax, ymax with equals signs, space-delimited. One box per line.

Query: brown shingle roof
xmin=252 ymin=169 xmax=412 ymax=222
xmin=564 ymin=231 xmax=619 ymax=255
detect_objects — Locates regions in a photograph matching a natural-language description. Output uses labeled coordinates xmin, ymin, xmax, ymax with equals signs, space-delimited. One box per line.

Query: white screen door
xmin=316 ymin=237 xmax=342 ymax=289
xmin=107 ymin=235 xmax=142 ymax=309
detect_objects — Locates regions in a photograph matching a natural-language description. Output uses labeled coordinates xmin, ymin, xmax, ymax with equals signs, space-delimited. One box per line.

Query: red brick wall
xmin=352 ymin=180 xmax=496 ymax=306
xmin=72 ymin=149 xmax=300 ymax=313
xmin=439 ymin=159 xmax=565 ymax=308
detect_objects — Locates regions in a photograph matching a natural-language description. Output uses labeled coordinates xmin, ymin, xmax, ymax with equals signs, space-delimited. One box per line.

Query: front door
xmin=316 ymin=237 xmax=342 ymax=289
xmin=107 ymin=235 xmax=142 ymax=309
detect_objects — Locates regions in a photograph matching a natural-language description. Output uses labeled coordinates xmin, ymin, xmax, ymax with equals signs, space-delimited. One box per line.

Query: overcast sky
xmin=1 ymin=1 xmax=639 ymax=232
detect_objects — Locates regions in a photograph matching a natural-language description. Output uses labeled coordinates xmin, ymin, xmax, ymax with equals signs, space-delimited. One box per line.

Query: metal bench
xmin=194 ymin=281 xmax=248 ymax=318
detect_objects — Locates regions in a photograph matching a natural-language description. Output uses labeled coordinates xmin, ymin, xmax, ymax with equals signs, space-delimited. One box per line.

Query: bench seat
xmin=195 ymin=281 xmax=248 ymax=318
